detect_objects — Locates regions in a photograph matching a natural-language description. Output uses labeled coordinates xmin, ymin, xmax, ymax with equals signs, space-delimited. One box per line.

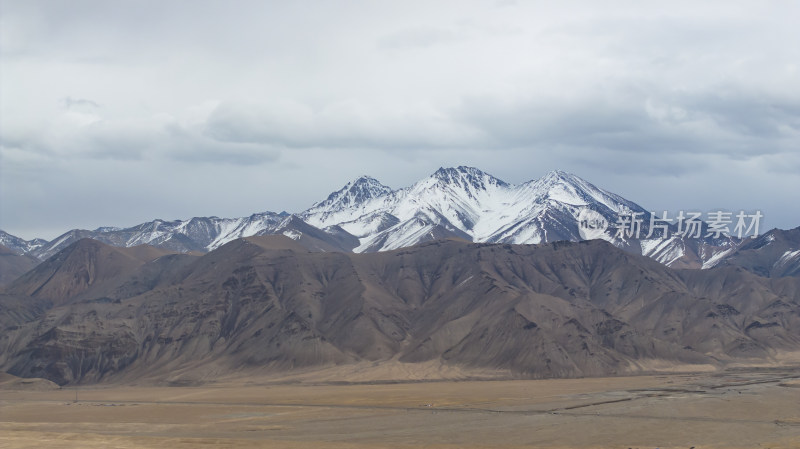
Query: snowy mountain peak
xmin=299 ymin=166 xmax=654 ymax=252
xmin=430 ymin=166 xmax=508 ymax=190
xmin=0 ymin=230 xmax=48 ymax=255
xmin=523 ymin=170 xmax=642 ymax=213
xmin=538 ymin=169 xmax=574 ymax=183
xmin=94 ymin=226 xmax=122 ymax=233
xmin=8 ymin=166 xmax=747 ymax=271
xmin=350 ymin=174 xmax=383 ymax=187
xmin=534 ymin=169 xmax=594 ymax=190
xmin=308 ymin=176 xmax=392 ymax=215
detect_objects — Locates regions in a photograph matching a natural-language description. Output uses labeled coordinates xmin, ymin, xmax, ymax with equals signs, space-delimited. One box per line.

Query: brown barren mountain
xmin=0 ymin=245 xmax=40 ymax=287
xmin=1 ymin=236 xmax=798 ymax=385
xmin=5 ymin=239 xmax=177 ymax=305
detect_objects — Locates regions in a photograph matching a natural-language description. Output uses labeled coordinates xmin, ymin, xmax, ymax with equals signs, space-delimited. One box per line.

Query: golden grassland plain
xmin=1 ymin=368 xmax=799 ymax=449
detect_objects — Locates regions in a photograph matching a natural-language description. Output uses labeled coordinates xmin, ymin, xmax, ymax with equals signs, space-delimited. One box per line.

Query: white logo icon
xmin=578 ymin=208 xmax=608 ymax=240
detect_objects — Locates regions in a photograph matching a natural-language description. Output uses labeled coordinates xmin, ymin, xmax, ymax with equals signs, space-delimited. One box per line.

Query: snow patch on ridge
xmin=702 ymin=247 xmax=736 ymax=269
xmin=775 ymin=249 xmax=800 ymax=268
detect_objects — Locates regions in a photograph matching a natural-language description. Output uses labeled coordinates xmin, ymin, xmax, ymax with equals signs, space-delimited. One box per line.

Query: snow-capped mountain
xmin=21 ymin=212 xmax=353 ymax=260
xmin=301 ymin=166 xmax=734 ymax=266
xmin=306 ymin=175 xmax=394 ymax=220
xmin=708 ymin=226 xmax=800 ymax=277
xmin=0 ymin=230 xmax=48 ymax=256
xmin=304 ymin=167 xmax=513 ymax=251
xmin=1 ymin=167 xmax=742 ymax=268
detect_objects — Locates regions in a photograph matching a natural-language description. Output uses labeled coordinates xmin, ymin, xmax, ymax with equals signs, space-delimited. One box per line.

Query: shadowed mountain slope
xmin=5 ymin=239 xmax=178 ymax=306
xmin=1 ymin=237 xmax=798 ymax=385
xmin=0 ymin=245 xmax=40 ymax=287
xmin=711 ymin=227 xmax=800 ymax=277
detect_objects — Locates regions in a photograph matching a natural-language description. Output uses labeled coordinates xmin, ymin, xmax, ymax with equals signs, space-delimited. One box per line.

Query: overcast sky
xmin=1 ymin=0 xmax=798 ymax=240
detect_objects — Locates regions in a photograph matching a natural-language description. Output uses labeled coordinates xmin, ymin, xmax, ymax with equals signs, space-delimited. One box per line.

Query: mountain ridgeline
xmin=1 ymin=167 xmax=767 ymax=270
xmin=1 ymin=236 xmax=798 ymax=385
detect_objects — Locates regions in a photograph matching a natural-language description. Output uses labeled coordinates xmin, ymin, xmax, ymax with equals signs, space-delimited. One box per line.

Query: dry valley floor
xmin=1 ymin=368 xmax=799 ymax=449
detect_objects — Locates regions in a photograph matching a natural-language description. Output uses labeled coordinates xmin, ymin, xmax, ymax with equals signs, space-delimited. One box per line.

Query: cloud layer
xmin=1 ymin=0 xmax=798 ymax=239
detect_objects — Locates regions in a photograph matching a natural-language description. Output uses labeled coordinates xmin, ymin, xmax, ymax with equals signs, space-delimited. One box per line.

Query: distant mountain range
xmin=2 ymin=167 xmax=796 ymax=278
xmin=2 ymin=167 xmax=798 ymax=385
xmin=1 ymin=235 xmax=798 ymax=385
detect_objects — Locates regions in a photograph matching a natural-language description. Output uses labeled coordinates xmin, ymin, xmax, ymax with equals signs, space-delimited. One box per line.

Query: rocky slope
xmin=1 ymin=237 xmax=797 ymax=385
xmin=709 ymin=226 xmax=800 ymax=277
xmin=0 ymin=245 xmax=39 ymax=287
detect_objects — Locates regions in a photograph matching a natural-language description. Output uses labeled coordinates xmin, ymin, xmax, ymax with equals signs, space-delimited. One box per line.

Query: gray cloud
xmin=1 ymin=0 xmax=798 ymax=239
xmin=164 ymin=121 xmax=281 ymax=165
xmin=455 ymin=86 xmax=800 ymax=163
xmin=61 ymin=96 xmax=100 ymax=110
xmin=378 ymin=27 xmax=462 ymax=50
xmin=0 ymin=104 xmax=281 ymax=166
xmin=204 ymin=100 xmax=484 ymax=150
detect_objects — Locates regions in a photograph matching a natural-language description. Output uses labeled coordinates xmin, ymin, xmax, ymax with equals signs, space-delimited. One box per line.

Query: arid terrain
xmin=2 ymin=367 xmax=799 ymax=449
xmin=2 ymin=235 xmax=799 ymax=447
xmin=4 ymin=237 xmax=800 ymax=386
